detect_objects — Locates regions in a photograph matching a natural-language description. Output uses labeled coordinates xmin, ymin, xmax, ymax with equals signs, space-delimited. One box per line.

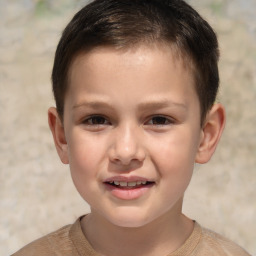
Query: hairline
xmin=60 ymin=41 xmax=204 ymax=123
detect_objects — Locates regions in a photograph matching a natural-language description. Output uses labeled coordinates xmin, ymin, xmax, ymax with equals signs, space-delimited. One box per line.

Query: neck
xmin=81 ymin=201 xmax=194 ymax=256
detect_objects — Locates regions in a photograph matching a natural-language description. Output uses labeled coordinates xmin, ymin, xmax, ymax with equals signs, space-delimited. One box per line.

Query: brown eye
xmin=151 ymin=116 xmax=168 ymax=125
xmin=84 ymin=115 xmax=109 ymax=125
xmin=148 ymin=116 xmax=172 ymax=125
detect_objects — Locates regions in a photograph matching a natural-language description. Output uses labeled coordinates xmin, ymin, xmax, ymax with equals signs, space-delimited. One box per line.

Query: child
xmin=13 ymin=0 xmax=251 ymax=255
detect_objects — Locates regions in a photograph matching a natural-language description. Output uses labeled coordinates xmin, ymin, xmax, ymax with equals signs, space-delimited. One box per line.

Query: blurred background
xmin=0 ymin=0 xmax=255 ymax=255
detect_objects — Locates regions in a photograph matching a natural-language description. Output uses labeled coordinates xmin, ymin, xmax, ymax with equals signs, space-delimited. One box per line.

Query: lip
xmin=103 ymin=175 xmax=155 ymax=200
xmin=104 ymin=175 xmax=150 ymax=183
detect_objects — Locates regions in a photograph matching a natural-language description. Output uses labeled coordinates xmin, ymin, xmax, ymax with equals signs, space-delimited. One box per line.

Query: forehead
xmin=66 ymin=44 xmax=197 ymax=106
xmin=69 ymin=44 xmax=194 ymax=82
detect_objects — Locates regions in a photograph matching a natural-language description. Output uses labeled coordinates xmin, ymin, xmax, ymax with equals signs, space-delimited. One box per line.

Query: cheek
xmin=66 ymin=131 xmax=107 ymax=203
xmin=150 ymin=130 xmax=199 ymax=176
xmin=67 ymin=130 xmax=106 ymax=181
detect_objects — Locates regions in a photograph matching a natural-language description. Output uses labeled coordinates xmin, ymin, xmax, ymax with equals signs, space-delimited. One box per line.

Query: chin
xmin=105 ymin=208 xmax=155 ymax=228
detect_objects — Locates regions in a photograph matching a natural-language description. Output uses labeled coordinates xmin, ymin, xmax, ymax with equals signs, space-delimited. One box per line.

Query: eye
xmin=83 ymin=115 xmax=110 ymax=125
xmin=146 ymin=116 xmax=173 ymax=126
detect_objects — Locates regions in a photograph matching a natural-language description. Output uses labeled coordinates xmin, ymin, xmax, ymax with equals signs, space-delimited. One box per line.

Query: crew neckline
xmin=69 ymin=216 xmax=202 ymax=256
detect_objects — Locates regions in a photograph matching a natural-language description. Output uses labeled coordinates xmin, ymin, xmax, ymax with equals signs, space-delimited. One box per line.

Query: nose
xmin=108 ymin=124 xmax=146 ymax=166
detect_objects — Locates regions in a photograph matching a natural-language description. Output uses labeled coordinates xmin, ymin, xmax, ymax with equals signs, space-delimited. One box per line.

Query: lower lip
xmin=104 ymin=183 xmax=154 ymax=200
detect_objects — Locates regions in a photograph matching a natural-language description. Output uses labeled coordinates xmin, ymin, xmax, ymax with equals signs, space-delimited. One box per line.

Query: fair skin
xmin=48 ymin=44 xmax=225 ymax=256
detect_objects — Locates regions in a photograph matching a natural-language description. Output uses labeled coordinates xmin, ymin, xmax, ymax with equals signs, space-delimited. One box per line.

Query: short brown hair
xmin=52 ymin=0 xmax=219 ymax=124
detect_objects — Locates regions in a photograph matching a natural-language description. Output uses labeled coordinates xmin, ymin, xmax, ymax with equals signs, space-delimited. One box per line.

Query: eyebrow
xmin=137 ymin=100 xmax=187 ymax=111
xmin=73 ymin=99 xmax=187 ymax=111
xmin=73 ymin=101 xmax=115 ymax=110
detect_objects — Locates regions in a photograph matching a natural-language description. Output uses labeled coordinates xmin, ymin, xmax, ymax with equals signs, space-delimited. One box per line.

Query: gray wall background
xmin=0 ymin=0 xmax=255 ymax=255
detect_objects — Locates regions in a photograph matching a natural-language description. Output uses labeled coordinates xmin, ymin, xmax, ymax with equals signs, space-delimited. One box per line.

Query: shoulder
xmin=196 ymin=224 xmax=251 ymax=256
xmin=11 ymin=224 xmax=74 ymax=256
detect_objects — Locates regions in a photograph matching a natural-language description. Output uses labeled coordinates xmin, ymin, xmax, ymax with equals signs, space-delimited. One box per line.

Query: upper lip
xmin=104 ymin=176 xmax=153 ymax=183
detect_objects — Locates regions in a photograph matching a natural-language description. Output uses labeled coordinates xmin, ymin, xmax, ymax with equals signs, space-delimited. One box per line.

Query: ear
xmin=195 ymin=103 xmax=225 ymax=164
xmin=48 ymin=107 xmax=69 ymax=164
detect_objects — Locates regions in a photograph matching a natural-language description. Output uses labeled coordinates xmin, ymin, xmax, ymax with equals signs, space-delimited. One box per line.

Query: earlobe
xmin=48 ymin=107 xmax=69 ymax=164
xmin=195 ymin=103 xmax=225 ymax=164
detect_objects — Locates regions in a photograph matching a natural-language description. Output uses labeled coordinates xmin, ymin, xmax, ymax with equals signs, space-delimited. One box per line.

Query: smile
xmin=107 ymin=180 xmax=154 ymax=188
xmin=103 ymin=176 xmax=155 ymax=200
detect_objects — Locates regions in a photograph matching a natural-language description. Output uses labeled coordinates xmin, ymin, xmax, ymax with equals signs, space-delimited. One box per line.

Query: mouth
xmin=104 ymin=180 xmax=155 ymax=189
xmin=103 ymin=177 xmax=155 ymax=200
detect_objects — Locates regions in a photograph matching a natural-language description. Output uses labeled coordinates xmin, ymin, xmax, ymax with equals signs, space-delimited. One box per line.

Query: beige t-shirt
xmin=12 ymin=216 xmax=251 ymax=256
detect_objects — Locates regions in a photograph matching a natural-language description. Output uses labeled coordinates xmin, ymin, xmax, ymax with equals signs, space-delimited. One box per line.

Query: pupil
xmin=92 ymin=116 xmax=105 ymax=124
xmin=153 ymin=117 xmax=166 ymax=124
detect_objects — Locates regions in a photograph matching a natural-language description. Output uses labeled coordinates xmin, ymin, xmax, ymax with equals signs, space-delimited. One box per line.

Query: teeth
xmin=110 ymin=181 xmax=148 ymax=186
xmin=128 ymin=182 xmax=137 ymax=187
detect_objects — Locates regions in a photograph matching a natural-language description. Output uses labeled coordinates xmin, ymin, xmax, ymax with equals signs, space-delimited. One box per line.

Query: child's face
xmin=60 ymin=45 xmax=205 ymax=227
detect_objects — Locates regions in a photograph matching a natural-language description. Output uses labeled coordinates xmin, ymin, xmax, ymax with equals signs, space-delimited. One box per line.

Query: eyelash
xmin=82 ymin=115 xmax=174 ymax=126
xmin=146 ymin=116 xmax=174 ymax=126
xmin=82 ymin=115 xmax=111 ymax=126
